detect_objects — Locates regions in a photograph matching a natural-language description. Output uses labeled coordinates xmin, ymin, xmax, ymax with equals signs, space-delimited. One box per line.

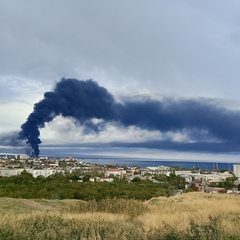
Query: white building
xmin=147 ymin=166 xmax=159 ymax=171
xmin=27 ymin=169 xmax=64 ymax=178
xmin=105 ymin=168 xmax=126 ymax=177
xmin=0 ymin=168 xmax=24 ymax=177
xmin=191 ymin=171 xmax=233 ymax=182
xmin=233 ymin=164 xmax=240 ymax=178
xmin=0 ymin=168 xmax=65 ymax=178
xmin=15 ymin=154 xmax=29 ymax=160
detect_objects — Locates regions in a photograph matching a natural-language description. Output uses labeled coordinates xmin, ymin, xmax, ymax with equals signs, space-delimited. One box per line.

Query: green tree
xmin=131 ymin=177 xmax=141 ymax=182
xmin=83 ymin=175 xmax=90 ymax=182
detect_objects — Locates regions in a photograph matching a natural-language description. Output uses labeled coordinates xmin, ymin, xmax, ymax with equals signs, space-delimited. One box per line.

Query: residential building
xmin=105 ymin=168 xmax=126 ymax=177
xmin=0 ymin=168 xmax=64 ymax=178
xmin=233 ymin=164 xmax=240 ymax=178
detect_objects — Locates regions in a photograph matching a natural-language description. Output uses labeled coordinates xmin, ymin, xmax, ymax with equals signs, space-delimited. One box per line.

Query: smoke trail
xmin=117 ymin=99 xmax=240 ymax=142
xmin=19 ymin=78 xmax=240 ymax=156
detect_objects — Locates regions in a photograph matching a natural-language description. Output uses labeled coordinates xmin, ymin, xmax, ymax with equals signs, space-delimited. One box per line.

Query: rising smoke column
xmin=19 ymin=78 xmax=240 ymax=157
xmin=19 ymin=78 xmax=116 ymax=156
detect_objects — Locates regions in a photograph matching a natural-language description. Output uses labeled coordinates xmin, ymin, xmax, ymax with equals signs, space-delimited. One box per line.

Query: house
xmin=105 ymin=169 xmax=126 ymax=177
xmin=204 ymin=187 xmax=226 ymax=194
xmin=100 ymin=177 xmax=114 ymax=182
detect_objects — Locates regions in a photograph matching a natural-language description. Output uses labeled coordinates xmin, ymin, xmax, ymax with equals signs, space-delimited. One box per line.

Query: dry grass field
xmin=143 ymin=192 xmax=240 ymax=237
xmin=0 ymin=192 xmax=240 ymax=239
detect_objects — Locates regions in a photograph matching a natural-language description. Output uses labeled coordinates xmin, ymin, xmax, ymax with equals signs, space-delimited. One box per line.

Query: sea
xmin=74 ymin=156 xmax=239 ymax=171
xmin=1 ymin=151 xmax=238 ymax=171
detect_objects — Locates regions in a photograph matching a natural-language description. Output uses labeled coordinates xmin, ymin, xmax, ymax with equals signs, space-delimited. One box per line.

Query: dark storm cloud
xmin=19 ymin=78 xmax=240 ymax=156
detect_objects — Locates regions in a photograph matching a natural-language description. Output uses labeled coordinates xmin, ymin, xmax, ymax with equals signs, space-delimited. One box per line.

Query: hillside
xmin=0 ymin=193 xmax=240 ymax=239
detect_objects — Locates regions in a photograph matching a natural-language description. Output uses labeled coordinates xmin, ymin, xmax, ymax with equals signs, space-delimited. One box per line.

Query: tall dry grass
xmin=139 ymin=192 xmax=240 ymax=237
xmin=0 ymin=193 xmax=240 ymax=239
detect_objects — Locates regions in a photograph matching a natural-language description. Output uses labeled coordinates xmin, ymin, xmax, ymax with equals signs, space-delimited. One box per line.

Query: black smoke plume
xmin=19 ymin=78 xmax=240 ymax=156
xmin=19 ymin=78 xmax=115 ymax=156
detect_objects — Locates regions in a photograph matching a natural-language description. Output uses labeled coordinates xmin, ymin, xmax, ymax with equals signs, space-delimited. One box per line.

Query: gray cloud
xmin=41 ymin=140 xmax=240 ymax=154
xmin=0 ymin=131 xmax=23 ymax=147
xmin=1 ymin=1 xmax=240 ymax=158
xmin=1 ymin=1 xmax=240 ymax=99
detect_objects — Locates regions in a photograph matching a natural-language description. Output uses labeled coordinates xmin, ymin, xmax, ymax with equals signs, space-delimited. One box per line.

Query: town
xmin=0 ymin=153 xmax=240 ymax=195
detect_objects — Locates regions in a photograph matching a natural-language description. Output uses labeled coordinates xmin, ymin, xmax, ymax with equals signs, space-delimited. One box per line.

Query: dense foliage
xmin=0 ymin=171 xmax=185 ymax=200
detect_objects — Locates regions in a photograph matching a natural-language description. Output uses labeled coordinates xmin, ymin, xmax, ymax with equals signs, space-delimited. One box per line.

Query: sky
xmin=1 ymin=0 xmax=240 ymax=162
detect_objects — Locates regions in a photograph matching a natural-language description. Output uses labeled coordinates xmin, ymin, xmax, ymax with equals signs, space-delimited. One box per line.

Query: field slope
xmin=0 ymin=193 xmax=240 ymax=239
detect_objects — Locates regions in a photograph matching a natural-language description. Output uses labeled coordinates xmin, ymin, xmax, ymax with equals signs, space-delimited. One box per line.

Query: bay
xmin=76 ymin=156 xmax=238 ymax=171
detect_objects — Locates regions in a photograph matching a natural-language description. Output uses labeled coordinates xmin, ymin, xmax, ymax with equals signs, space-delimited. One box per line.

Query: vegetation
xmin=0 ymin=171 xmax=184 ymax=200
xmin=0 ymin=193 xmax=240 ymax=239
xmin=0 ymin=171 xmax=240 ymax=239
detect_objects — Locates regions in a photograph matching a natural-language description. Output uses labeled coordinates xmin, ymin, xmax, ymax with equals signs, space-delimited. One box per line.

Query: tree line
xmin=0 ymin=170 xmax=185 ymax=200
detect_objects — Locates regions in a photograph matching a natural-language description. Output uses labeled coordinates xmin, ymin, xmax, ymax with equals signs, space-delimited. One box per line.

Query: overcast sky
xmin=1 ymin=1 xmax=240 ymax=162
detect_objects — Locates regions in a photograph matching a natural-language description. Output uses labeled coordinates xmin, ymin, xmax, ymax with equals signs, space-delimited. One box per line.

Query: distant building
xmin=27 ymin=169 xmax=64 ymax=178
xmin=147 ymin=166 xmax=159 ymax=171
xmin=191 ymin=172 xmax=232 ymax=182
xmin=233 ymin=164 xmax=240 ymax=178
xmin=99 ymin=177 xmax=114 ymax=182
xmin=0 ymin=169 xmax=24 ymax=177
xmin=105 ymin=168 xmax=126 ymax=177
xmin=0 ymin=168 xmax=65 ymax=178
xmin=15 ymin=154 xmax=29 ymax=160
xmin=204 ymin=187 xmax=226 ymax=194
xmin=158 ymin=165 xmax=171 ymax=171
xmin=146 ymin=166 xmax=171 ymax=176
